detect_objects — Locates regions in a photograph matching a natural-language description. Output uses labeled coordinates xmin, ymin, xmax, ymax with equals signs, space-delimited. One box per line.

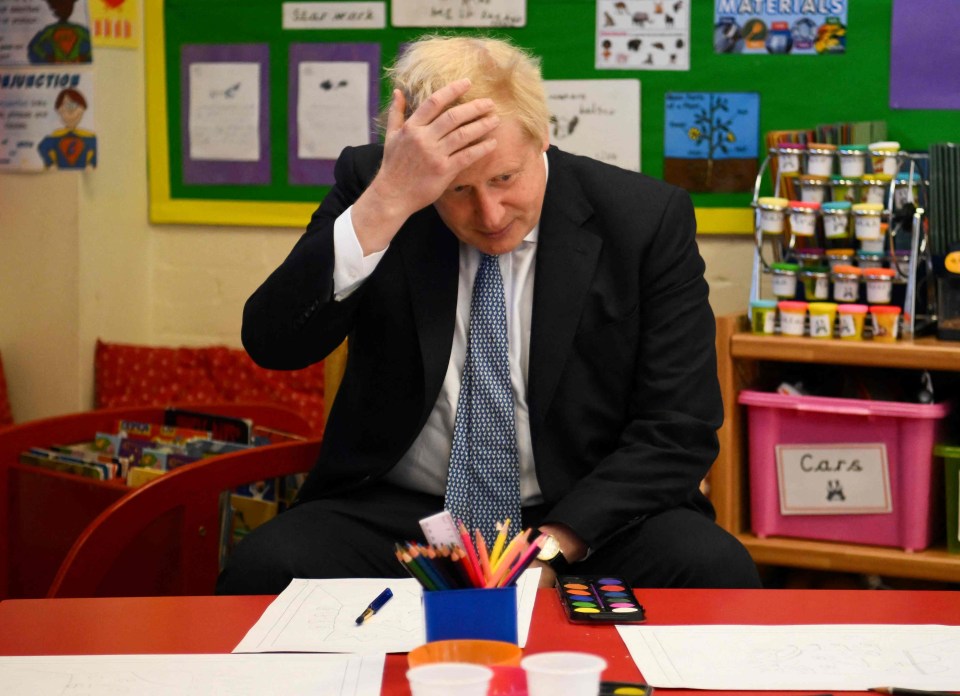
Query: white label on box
xmin=776 ymin=443 xmax=892 ymax=515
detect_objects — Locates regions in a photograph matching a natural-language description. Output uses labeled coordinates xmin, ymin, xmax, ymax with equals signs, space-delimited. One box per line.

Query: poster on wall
xmin=663 ymin=91 xmax=758 ymax=193
xmin=0 ymin=67 xmax=97 ymax=171
xmin=0 ymin=0 xmax=93 ymax=66
xmin=544 ymin=79 xmax=640 ymax=173
xmin=181 ymin=44 xmax=271 ymax=186
xmin=890 ymin=0 xmax=960 ymax=110
xmin=391 ymin=0 xmax=525 ymax=27
xmin=713 ymin=0 xmax=847 ymax=55
xmin=89 ymin=0 xmax=138 ymax=49
xmin=596 ymin=0 xmax=690 ymax=71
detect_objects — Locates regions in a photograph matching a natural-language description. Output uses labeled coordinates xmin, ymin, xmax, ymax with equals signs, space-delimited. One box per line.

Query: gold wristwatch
xmin=536 ymin=533 xmax=569 ymax=572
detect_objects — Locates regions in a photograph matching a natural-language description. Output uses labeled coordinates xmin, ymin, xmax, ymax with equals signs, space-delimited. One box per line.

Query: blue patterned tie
xmin=444 ymin=253 xmax=522 ymax=545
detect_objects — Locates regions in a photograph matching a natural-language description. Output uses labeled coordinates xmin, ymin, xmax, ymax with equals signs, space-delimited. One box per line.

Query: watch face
xmin=537 ymin=534 xmax=561 ymax=561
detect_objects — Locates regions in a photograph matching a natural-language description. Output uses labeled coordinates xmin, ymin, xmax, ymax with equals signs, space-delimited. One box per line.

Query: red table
xmin=2 ymin=588 xmax=958 ymax=695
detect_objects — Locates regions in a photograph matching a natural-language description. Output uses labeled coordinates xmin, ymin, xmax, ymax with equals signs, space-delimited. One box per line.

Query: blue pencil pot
xmin=423 ymin=586 xmax=518 ymax=644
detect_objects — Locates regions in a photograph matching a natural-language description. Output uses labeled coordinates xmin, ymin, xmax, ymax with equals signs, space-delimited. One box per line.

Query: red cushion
xmin=0 ymin=352 xmax=13 ymax=426
xmin=94 ymin=340 xmax=325 ymax=435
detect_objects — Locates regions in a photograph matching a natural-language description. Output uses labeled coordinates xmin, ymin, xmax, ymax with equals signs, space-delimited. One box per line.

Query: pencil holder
xmin=423 ymin=586 xmax=518 ymax=644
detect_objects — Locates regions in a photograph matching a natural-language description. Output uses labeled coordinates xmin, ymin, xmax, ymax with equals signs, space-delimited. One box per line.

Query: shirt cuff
xmin=332 ymin=206 xmax=387 ymax=300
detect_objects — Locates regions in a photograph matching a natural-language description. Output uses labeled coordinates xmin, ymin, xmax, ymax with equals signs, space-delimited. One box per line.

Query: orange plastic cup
xmin=408 ymin=639 xmax=523 ymax=668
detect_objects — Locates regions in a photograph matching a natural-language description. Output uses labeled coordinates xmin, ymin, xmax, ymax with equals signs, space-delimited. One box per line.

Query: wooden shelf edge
xmin=739 ymin=533 xmax=960 ymax=583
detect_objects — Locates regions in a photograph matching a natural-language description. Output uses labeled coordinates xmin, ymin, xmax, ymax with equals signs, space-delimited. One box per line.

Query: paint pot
xmin=863 ymin=267 xmax=896 ymax=304
xmin=837 ymin=303 xmax=868 ymax=340
xmin=798 ymin=174 xmax=830 ymax=204
xmin=853 ymin=202 xmax=885 ymax=241
xmin=821 ymin=201 xmax=852 ymax=241
xmin=893 ymin=171 xmax=921 ymax=210
xmin=756 ymin=196 xmax=789 ymax=234
xmin=807 ymin=302 xmax=838 ymax=338
xmin=795 ymin=248 xmax=825 ymax=269
xmin=800 ymin=267 xmax=831 ymax=301
xmin=855 ymin=249 xmax=885 ymax=269
xmin=870 ymin=304 xmax=901 ymax=342
xmin=788 ymin=200 xmax=820 ymax=237
xmin=837 ymin=144 xmax=868 ymax=177
xmin=831 ymin=264 xmax=862 ymax=302
xmin=805 ymin=142 xmax=836 ymax=176
xmin=777 ymin=300 xmax=808 ymax=336
xmin=770 ymin=262 xmax=800 ymax=299
xmin=860 ymin=174 xmax=892 ymax=205
xmin=825 ymin=247 xmax=855 ymax=270
xmin=869 ymin=140 xmax=901 ymax=176
xmin=750 ymin=299 xmax=778 ymax=335
xmin=776 ymin=142 xmax=805 ymax=175
xmin=830 ymin=175 xmax=859 ymax=205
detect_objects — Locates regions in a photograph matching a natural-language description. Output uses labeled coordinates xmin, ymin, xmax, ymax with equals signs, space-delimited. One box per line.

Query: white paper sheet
xmin=234 ymin=570 xmax=541 ymax=654
xmin=189 ymin=62 xmax=261 ymax=161
xmin=0 ymin=653 xmax=384 ymax=696
xmin=617 ymin=623 xmax=960 ymax=691
xmin=297 ymin=60 xmax=370 ymax=160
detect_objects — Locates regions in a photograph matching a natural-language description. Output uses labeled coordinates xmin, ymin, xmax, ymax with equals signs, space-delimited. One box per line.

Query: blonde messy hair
xmin=382 ymin=35 xmax=550 ymax=145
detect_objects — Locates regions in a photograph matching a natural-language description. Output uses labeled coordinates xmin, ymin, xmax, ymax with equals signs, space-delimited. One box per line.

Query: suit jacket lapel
xmin=399 ymin=208 xmax=460 ymax=419
xmin=529 ymin=149 xmax=602 ymax=433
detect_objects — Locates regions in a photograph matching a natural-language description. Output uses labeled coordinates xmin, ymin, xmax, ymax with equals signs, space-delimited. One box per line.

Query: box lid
xmin=738 ymin=389 xmax=950 ymax=419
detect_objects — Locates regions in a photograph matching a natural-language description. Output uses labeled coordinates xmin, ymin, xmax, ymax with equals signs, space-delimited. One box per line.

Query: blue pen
xmin=355 ymin=587 xmax=393 ymax=625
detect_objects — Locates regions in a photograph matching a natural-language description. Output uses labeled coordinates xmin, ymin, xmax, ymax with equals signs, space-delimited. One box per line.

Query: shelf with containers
xmin=712 ymin=313 xmax=960 ymax=584
xmin=746 ymin=141 xmax=934 ymax=342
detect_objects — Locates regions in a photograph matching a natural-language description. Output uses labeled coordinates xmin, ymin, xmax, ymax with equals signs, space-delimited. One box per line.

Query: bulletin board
xmin=145 ymin=0 xmax=959 ymax=233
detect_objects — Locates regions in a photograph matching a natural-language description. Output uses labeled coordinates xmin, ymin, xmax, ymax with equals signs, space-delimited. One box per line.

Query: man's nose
xmin=475 ymin=189 xmax=505 ymax=229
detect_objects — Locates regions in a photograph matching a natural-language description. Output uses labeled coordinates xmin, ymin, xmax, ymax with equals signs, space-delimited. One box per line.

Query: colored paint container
xmin=856 ymin=249 xmax=885 ymax=269
xmin=777 ymin=300 xmax=808 ymax=336
xmin=776 ymin=143 xmax=805 ymax=175
xmin=837 ymin=144 xmax=868 ymax=177
xmin=863 ymin=267 xmax=896 ymax=304
xmin=860 ymin=174 xmax=892 ymax=205
xmin=825 ymin=247 xmax=855 ymax=269
xmin=788 ymin=200 xmax=820 ymax=237
xmin=893 ymin=171 xmax=921 ymax=210
xmin=808 ymin=302 xmax=838 ymax=338
xmin=770 ymin=262 xmax=800 ymax=299
xmin=822 ymin=200 xmax=852 ymax=240
xmin=805 ymin=143 xmax=836 ymax=176
xmin=756 ymin=196 xmax=789 ymax=234
xmin=853 ymin=202 xmax=885 ymax=240
xmin=869 ymin=140 xmax=901 ymax=176
xmin=795 ymin=248 xmax=825 ymax=269
xmin=801 ymin=267 xmax=831 ymax=301
xmin=831 ymin=264 xmax=862 ymax=302
xmin=798 ymin=174 xmax=830 ymax=204
xmin=830 ymin=175 xmax=860 ymax=205
xmin=750 ymin=299 xmax=778 ymax=335
xmin=837 ymin=303 xmax=868 ymax=340
xmin=870 ymin=304 xmax=901 ymax=342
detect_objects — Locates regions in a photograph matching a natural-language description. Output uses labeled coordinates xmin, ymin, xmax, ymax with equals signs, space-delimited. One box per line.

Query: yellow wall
xmin=0 ymin=6 xmax=754 ymax=423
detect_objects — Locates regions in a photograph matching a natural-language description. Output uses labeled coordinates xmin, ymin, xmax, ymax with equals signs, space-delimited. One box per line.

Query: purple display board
xmin=890 ymin=0 xmax=960 ymax=110
xmin=288 ymin=42 xmax=380 ymax=186
xmin=180 ymin=44 xmax=271 ymax=185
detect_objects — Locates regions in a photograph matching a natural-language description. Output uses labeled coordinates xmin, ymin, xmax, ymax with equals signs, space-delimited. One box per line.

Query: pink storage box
xmin=738 ymin=389 xmax=949 ymax=551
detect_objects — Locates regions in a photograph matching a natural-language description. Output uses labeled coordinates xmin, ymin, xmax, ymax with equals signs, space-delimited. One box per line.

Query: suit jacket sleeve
xmin=241 ymin=146 xmax=380 ymax=370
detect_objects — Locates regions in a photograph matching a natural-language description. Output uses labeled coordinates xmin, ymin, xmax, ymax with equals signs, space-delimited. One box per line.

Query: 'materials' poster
xmin=713 ymin=0 xmax=847 ymax=55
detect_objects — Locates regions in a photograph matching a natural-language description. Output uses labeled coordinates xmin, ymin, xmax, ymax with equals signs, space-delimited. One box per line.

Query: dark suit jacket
xmin=242 ymin=144 xmax=722 ymax=550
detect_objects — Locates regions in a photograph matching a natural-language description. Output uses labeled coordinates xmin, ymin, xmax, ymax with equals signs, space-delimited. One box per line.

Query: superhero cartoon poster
xmin=0 ymin=0 xmax=93 ymax=66
xmin=0 ymin=68 xmax=97 ymax=171
xmin=713 ymin=0 xmax=847 ymax=55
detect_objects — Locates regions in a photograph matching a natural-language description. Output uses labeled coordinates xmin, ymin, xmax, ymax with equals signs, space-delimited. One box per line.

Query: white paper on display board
xmin=188 ymin=62 xmax=261 ymax=162
xmin=0 ymin=67 xmax=96 ymax=171
xmin=596 ymin=0 xmax=690 ymax=71
xmin=545 ymin=79 xmax=640 ymax=173
xmin=297 ymin=60 xmax=370 ymax=161
xmin=391 ymin=0 xmax=525 ymax=27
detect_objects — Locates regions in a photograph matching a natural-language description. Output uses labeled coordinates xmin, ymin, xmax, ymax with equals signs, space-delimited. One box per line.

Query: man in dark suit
xmin=217 ymin=35 xmax=760 ymax=595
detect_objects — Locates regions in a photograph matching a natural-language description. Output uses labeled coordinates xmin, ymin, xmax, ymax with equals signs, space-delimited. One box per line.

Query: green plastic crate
xmin=934 ymin=444 xmax=960 ymax=554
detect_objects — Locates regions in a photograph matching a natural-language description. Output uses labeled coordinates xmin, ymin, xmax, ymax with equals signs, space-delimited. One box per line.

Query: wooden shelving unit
xmin=712 ymin=313 xmax=960 ymax=583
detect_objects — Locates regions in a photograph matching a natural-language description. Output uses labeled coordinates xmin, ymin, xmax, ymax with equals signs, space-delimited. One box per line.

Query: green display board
xmin=145 ymin=0 xmax=959 ymax=232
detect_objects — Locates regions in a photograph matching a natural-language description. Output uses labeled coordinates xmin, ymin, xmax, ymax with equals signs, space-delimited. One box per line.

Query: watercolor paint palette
xmin=555 ymin=575 xmax=646 ymax=624
xmin=599 ymin=682 xmax=653 ymax=696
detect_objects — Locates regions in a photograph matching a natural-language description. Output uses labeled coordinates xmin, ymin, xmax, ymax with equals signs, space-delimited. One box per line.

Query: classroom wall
xmin=0 ymin=8 xmax=754 ymax=424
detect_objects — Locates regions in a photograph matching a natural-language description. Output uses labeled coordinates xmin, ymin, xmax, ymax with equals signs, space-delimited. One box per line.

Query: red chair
xmin=48 ymin=437 xmax=322 ymax=598
xmin=0 ymin=403 xmax=314 ymax=599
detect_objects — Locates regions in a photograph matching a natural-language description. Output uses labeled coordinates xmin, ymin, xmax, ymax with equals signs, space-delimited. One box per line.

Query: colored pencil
xmin=492 ymin=527 xmax=530 ymax=573
xmin=457 ymin=521 xmax=485 ymax=586
xmin=489 ymin=518 xmax=511 ymax=567
xmin=407 ymin=544 xmax=450 ymax=591
xmin=395 ymin=544 xmax=436 ymax=591
xmin=475 ymin=529 xmax=492 ymax=582
xmin=485 ymin=533 xmax=528 ymax=588
xmin=499 ymin=533 xmax=546 ymax=588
